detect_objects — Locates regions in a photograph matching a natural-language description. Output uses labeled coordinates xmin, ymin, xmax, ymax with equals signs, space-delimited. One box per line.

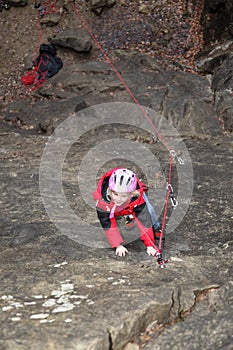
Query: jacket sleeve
xmin=133 ymin=203 xmax=155 ymax=247
xmin=96 ymin=208 xmax=124 ymax=248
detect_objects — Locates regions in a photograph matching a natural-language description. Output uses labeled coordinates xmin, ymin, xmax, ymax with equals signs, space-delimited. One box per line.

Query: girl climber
xmin=92 ymin=167 xmax=166 ymax=265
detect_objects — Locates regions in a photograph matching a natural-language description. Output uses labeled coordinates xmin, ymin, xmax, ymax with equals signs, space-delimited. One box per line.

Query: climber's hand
xmin=116 ymin=245 xmax=128 ymax=257
xmin=146 ymin=246 xmax=158 ymax=256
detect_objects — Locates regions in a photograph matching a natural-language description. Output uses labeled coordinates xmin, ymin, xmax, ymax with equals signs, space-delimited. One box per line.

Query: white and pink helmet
xmin=109 ymin=168 xmax=137 ymax=193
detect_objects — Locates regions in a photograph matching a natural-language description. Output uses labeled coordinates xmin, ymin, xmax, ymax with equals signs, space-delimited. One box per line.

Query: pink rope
xmin=69 ymin=1 xmax=175 ymax=255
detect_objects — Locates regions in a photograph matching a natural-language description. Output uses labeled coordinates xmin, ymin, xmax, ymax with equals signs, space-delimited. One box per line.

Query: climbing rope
xmin=21 ymin=53 xmax=50 ymax=90
xmin=21 ymin=0 xmax=182 ymax=265
xmin=69 ymin=1 xmax=183 ymax=266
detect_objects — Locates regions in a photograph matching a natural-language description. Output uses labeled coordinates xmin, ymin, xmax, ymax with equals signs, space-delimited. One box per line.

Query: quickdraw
xmin=167 ymin=183 xmax=178 ymax=209
xmin=170 ymin=149 xmax=185 ymax=165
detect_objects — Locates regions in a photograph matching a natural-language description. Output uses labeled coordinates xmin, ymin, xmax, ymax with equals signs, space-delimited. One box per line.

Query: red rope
xmin=69 ymin=0 xmax=172 ymax=153
xmin=42 ymin=0 xmax=59 ymax=15
xmin=22 ymin=0 xmax=174 ymax=259
xmin=159 ymin=154 xmax=173 ymax=251
xmin=21 ymin=53 xmax=49 ymax=90
xmin=69 ymin=1 xmax=174 ymax=255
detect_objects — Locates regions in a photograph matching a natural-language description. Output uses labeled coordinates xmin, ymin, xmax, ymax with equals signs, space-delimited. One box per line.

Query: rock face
xmin=48 ymin=28 xmax=93 ymax=52
xmin=195 ymin=40 xmax=233 ymax=74
xmin=0 ymin=1 xmax=233 ymax=349
xmin=212 ymin=53 xmax=233 ymax=132
xmin=8 ymin=0 xmax=28 ymax=7
xmin=194 ymin=0 xmax=233 ymax=133
xmin=202 ymin=0 xmax=233 ymax=44
xmin=1 ymin=53 xmax=225 ymax=136
xmin=40 ymin=12 xmax=62 ymax=27
xmin=143 ymin=281 xmax=233 ymax=350
xmin=0 ymin=126 xmax=232 ymax=350
xmin=90 ymin=0 xmax=116 ymax=14
xmin=195 ymin=42 xmax=233 ymax=133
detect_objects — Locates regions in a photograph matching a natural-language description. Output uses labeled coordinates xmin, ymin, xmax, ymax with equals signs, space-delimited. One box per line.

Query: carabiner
xmin=157 ymin=256 xmax=168 ymax=268
xmin=167 ymin=183 xmax=178 ymax=208
xmin=170 ymin=150 xmax=184 ymax=165
xmin=170 ymin=197 xmax=178 ymax=208
xmin=167 ymin=183 xmax=174 ymax=195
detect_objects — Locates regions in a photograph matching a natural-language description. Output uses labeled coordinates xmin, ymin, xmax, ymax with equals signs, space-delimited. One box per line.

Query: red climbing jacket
xmin=92 ymin=168 xmax=156 ymax=248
